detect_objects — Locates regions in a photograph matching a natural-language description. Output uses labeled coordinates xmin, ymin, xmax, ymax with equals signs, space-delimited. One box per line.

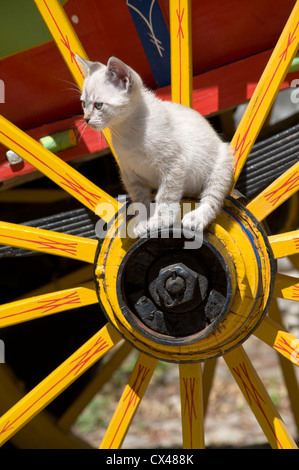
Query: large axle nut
xmin=154 ymin=263 xmax=209 ymax=310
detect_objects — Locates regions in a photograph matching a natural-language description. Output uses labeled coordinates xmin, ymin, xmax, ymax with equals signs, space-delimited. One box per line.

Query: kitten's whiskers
xmin=58 ymin=78 xmax=82 ymax=95
xmin=73 ymin=118 xmax=87 ymax=143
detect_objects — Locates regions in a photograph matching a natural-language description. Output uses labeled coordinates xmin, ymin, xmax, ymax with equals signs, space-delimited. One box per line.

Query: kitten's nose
xmin=84 ymin=117 xmax=90 ymax=123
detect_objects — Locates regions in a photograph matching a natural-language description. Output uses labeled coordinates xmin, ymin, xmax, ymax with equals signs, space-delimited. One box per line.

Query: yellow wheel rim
xmin=95 ymin=195 xmax=275 ymax=363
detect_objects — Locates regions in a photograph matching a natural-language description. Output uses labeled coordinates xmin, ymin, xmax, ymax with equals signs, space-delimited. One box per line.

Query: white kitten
xmin=76 ymin=55 xmax=233 ymax=237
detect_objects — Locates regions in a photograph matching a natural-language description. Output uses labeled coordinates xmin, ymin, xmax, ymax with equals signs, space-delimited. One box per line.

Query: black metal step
xmin=235 ymin=122 xmax=299 ymax=199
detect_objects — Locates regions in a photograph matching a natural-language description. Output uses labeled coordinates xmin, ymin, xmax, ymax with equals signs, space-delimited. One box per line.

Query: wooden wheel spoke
xmin=0 ymin=115 xmax=119 ymax=219
xmin=58 ymin=342 xmax=133 ymax=431
xmin=170 ymin=0 xmax=193 ymax=107
xmin=99 ymin=353 xmax=158 ymax=449
xmin=269 ymin=229 xmax=299 ymax=259
xmin=0 ymin=282 xmax=98 ymax=328
xmin=231 ymin=1 xmax=299 ymax=184
xmin=246 ymin=161 xmax=299 ymax=221
xmin=33 ymin=0 xmax=118 ymax=162
xmin=264 ymin=299 xmax=299 ymax=436
xmin=274 ymin=273 xmax=299 ymax=301
xmin=179 ymin=363 xmax=205 ymax=449
xmin=0 ymin=220 xmax=98 ymax=262
xmin=255 ymin=314 xmax=299 ymax=368
xmin=0 ymin=323 xmax=122 ymax=447
xmin=267 ymin=299 xmax=299 ymax=437
xmin=224 ymin=346 xmax=297 ymax=449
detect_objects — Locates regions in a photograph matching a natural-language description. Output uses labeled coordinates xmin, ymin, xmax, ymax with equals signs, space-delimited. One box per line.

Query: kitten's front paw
xmin=147 ymin=217 xmax=167 ymax=233
xmin=182 ymin=210 xmax=204 ymax=234
xmin=133 ymin=220 xmax=149 ymax=238
xmin=133 ymin=203 xmax=180 ymax=238
xmin=133 ymin=216 xmax=173 ymax=238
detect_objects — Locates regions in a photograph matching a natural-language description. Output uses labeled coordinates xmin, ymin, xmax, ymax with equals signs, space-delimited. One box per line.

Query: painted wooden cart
xmin=0 ymin=0 xmax=299 ymax=449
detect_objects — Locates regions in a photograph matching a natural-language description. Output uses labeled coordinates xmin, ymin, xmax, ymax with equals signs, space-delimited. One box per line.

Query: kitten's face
xmin=76 ymin=56 xmax=140 ymax=131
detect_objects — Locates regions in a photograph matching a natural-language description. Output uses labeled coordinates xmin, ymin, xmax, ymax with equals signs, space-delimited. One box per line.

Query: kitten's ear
xmin=75 ymin=54 xmax=104 ymax=77
xmin=106 ymin=57 xmax=132 ymax=91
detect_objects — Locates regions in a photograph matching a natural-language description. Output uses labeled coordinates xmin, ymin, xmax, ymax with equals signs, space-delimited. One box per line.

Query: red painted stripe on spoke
xmin=233 ymin=21 xmax=299 ymax=174
xmin=0 ymin=130 xmax=101 ymax=208
xmin=0 ymin=291 xmax=81 ymax=321
xmin=42 ymin=0 xmax=84 ymax=77
xmin=0 ymin=335 xmax=109 ymax=436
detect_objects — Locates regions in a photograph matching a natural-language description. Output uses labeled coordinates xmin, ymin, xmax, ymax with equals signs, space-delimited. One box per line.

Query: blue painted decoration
xmin=126 ymin=0 xmax=171 ymax=87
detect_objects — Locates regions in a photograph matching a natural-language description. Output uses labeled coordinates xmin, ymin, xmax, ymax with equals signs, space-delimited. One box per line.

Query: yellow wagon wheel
xmin=0 ymin=0 xmax=299 ymax=449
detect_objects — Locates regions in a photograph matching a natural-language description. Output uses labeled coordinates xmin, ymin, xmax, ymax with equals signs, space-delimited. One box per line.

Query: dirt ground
xmin=73 ymin=258 xmax=299 ymax=449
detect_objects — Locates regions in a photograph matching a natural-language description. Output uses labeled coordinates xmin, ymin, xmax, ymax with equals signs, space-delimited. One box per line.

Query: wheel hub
xmin=95 ymin=196 xmax=276 ymax=363
xmin=150 ymin=262 xmax=209 ymax=311
xmin=116 ymin=231 xmax=234 ymax=342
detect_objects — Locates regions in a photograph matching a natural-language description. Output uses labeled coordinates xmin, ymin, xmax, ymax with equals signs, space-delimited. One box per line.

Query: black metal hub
xmin=117 ymin=229 xmax=234 ymax=345
xmin=148 ymin=261 xmax=209 ymax=312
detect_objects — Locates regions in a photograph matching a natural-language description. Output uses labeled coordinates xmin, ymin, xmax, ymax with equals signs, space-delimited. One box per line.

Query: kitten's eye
xmin=94 ymin=102 xmax=103 ymax=110
xmin=81 ymin=100 xmax=86 ymax=108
